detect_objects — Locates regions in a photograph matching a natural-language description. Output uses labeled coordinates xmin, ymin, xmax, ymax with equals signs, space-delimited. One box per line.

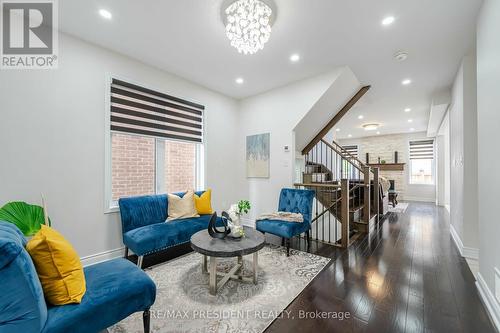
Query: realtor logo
xmin=1 ymin=0 xmax=58 ymax=69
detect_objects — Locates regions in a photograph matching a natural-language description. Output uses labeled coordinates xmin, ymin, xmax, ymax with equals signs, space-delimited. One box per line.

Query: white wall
xmin=338 ymin=132 xmax=436 ymax=202
xmin=476 ymin=0 xmax=500 ymax=317
xmin=449 ymin=52 xmax=479 ymax=255
xmin=294 ymin=67 xmax=361 ymax=152
xmin=236 ymin=70 xmax=345 ymax=222
xmin=436 ymin=111 xmax=450 ymax=208
xmin=0 ymin=33 xmax=240 ymax=263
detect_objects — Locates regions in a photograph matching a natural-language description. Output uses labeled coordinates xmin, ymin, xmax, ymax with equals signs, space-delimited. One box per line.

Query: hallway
xmin=266 ymin=203 xmax=495 ymax=332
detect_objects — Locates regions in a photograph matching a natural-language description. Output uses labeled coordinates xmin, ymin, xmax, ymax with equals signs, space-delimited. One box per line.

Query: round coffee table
xmin=190 ymin=227 xmax=265 ymax=295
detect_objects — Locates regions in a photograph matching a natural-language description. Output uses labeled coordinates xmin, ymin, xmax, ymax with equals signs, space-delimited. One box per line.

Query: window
xmin=342 ymin=145 xmax=359 ymax=158
xmin=111 ymin=133 xmax=155 ymax=201
xmin=409 ymin=139 xmax=434 ymax=185
xmin=341 ymin=145 xmax=358 ymax=179
xmin=107 ymin=78 xmax=205 ymax=209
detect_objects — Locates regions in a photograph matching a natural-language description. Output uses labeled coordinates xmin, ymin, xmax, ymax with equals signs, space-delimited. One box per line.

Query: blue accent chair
xmin=119 ymin=190 xmax=222 ymax=268
xmin=0 ymin=221 xmax=156 ymax=333
xmin=256 ymin=188 xmax=315 ymax=256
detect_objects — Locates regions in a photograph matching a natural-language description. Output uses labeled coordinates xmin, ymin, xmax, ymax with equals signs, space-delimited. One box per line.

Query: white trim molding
xmin=476 ymin=273 xmax=500 ymax=332
xmin=450 ymin=224 xmax=479 ymax=260
xmin=240 ymin=217 xmax=256 ymax=228
xmin=81 ymin=247 xmax=125 ymax=267
xmin=403 ymin=196 xmax=436 ymax=203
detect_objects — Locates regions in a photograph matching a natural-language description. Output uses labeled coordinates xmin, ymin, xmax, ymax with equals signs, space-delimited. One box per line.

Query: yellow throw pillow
xmin=26 ymin=225 xmax=86 ymax=305
xmin=194 ymin=189 xmax=213 ymax=215
xmin=167 ymin=189 xmax=200 ymax=221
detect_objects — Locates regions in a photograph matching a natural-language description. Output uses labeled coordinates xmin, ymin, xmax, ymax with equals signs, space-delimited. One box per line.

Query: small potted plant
xmin=237 ymin=200 xmax=251 ymax=220
xmin=227 ymin=200 xmax=251 ymax=238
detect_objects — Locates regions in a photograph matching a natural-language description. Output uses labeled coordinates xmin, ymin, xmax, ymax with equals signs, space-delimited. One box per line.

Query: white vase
xmin=233 ymin=215 xmax=241 ymax=226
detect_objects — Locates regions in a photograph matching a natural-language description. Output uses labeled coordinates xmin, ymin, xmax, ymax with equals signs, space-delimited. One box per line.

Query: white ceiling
xmin=59 ymin=0 xmax=481 ymax=139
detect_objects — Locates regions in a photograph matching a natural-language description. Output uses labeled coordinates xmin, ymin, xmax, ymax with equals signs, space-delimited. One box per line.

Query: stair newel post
xmin=363 ymin=166 xmax=371 ymax=225
xmin=373 ymin=168 xmax=380 ymax=222
xmin=341 ymin=178 xmax=350 ymax=248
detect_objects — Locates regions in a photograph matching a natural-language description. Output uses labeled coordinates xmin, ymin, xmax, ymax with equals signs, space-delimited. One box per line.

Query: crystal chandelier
xmin=225 ymin=0 xmax=272 ymax=55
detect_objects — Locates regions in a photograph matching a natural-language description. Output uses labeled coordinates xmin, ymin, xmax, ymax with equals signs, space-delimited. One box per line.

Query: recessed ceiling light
xmin=362 ymin=123 xmax=379 ymax=131
xmin=99 ymin=9 xmax=112 ymax=20
xmin=404 ymin=108 xmax=411 ymax=112
xmin=348 ymin=134 xmax=352 ymax=138
xmin=408 ymin=119 xmax=413 ymax=123
xmin=235 ymin=77 xmax=244 ymax=84
xmin=410 ymin=127 xmax=415 ymax=131
xmin=382 ymin=16 xmax=395 ymax=26
xmin=402 ymin=79 xmax=412 ymax=85
xmin=336 ymin=128 xmax=341 ymax=132
xmin=376 ymin=131 xmax=381 ymax=135
xmin=290 ymin=54 xmax=300 ymax=62
xmin=358 ymin=115 xmax=364 ymax=120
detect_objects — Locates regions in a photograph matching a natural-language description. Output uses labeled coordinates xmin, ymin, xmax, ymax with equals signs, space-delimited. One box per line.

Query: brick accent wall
xmin=111 ymin=133 xmax=155 ymax=201
xmin=164 ymin=140 xmax=196 ymax=193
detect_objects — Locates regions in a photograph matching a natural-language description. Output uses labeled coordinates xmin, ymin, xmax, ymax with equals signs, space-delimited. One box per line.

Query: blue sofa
xmin=119 ymin=190 xmax=221 ymax=268
xmin=256 ymin=188 xmax=315 ymax=256
xmin=0 ymin=221 xmax=156 ymax=333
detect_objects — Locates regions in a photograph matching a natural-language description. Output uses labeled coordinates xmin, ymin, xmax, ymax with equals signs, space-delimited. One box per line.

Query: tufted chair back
xmin=0 ymin=221 xmax=48 ymax=333
xmin=277 ymin=188 xmax=315 ymax=227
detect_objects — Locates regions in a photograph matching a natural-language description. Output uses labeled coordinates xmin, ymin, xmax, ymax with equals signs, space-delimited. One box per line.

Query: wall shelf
xmin=367 ymin=163 xmax=406 ymax=171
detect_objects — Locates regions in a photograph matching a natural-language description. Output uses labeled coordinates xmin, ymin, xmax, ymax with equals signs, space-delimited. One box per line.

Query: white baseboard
xmin=81 ymin=247 xmax=125 ymax=267
xmin=450 ymin=224 xmax=479 ymax=260
xmin=476 ymin=273 xmax=500 ymax=332
xmin=403 ymin=196 xmax=435 ymax=203
xmin=240 ymin=217 xmax=255 ymax=228
xmin=81 ymin=220 xmax=257 ymax=267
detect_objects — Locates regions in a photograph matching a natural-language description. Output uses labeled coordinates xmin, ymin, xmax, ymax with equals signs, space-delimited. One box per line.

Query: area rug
xmin=388 ymin=202 xmax=409 ymax=213
xmin=109 ymin=244 xmax=330 ymax=333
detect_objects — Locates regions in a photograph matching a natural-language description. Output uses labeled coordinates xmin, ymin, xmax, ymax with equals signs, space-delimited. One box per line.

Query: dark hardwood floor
xmin=263 ymin=202 xmax=495 ymax=333
xmin=132 ymin=202 xmax=495 ymax=332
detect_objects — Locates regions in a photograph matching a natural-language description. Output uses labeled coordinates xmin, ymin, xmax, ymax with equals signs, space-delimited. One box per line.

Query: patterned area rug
xmin=388 ymin=202 xmax=409 ymax=213
xmin=109 ymin=245 xmax=330 ymax=333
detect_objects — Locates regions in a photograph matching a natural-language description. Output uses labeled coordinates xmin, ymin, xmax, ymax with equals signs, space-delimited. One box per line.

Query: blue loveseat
xmin=119 ymin=190 xmax=221 ymax=268
xmin=0 ymin=221 xmax=156 ymax=333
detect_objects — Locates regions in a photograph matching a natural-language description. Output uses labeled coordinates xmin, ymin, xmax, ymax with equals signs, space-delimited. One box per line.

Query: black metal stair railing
xmin=297 ymin=138 xmax=379 ymax=248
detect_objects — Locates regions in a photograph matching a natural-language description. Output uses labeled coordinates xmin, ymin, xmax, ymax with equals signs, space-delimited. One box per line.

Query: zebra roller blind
xmin=110 ymin=78 xmax=204 ymax=143
xmin=409 ymin=139 xmax=434 ymax=159
xmin=342 ymin=145 xmax=359 ymax=158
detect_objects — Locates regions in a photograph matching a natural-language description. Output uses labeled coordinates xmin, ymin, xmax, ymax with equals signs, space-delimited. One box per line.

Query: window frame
xmin=341 ymin=144 xmax=359 ymax=179
xmin=104 ymin=75 xmax=206 ymax=213
xmin=408 ymin=139 xmax=435 ymax=186
xmin=342 ymin=144 xmax=359 ymax=159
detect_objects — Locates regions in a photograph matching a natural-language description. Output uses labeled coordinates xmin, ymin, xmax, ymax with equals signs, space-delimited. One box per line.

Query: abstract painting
xmin=246 ymin=133 xmax=270 ymax=178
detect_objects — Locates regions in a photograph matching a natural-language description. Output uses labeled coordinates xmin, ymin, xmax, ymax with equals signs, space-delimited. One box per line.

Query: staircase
xmin=294 ymin=86 xmax=381 ymax=248
xmin=296 ymin=139 xmax=381 ymax=248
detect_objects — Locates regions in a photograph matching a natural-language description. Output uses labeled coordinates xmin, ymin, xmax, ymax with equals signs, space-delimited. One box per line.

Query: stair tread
xmin=349 ymin=204 xmax=364 ymax=212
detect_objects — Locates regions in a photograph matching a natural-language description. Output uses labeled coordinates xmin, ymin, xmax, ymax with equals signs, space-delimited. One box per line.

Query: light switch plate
xmin=495 ymin=267 xmax=500 ymax=304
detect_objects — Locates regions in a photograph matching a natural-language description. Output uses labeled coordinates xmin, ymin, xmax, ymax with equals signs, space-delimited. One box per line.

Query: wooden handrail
xmin=318 ymin=139 xmax=364 ymax=173
xmin=301 ymin=85 xmax=371 ymax=155
xmin=329 ymin=139 xmax=368 ymax=169
xmin=310 ymin=197 xmax=342 ymax=223
xmin=322 ymin=138 xmax=376 ymax=175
